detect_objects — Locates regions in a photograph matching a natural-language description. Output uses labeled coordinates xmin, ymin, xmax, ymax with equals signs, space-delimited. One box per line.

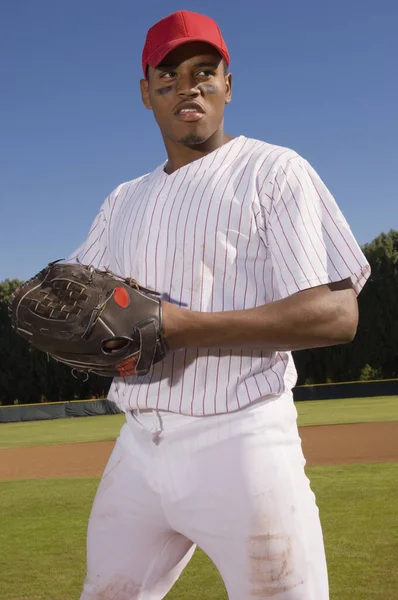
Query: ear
xmin=140 ymin=78 xmax=152 ymax=110
xmin=224 ymin=72 xmax=232 ymax=105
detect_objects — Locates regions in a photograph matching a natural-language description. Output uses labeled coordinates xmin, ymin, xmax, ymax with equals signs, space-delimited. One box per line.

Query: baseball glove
xmin=8 ymin=260 xmax=167 ymax=377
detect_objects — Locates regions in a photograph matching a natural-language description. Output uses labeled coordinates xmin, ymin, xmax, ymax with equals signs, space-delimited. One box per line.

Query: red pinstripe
xmin=199 ymin=139 xmax=248 ymax=311
xmin=305 ymin=164 xmax=363 ymax=269
xmin=188 ymin=141 xmax=241 ymax=414
xmin=143 ymin=175 xmax=168 ymax=284
xmin=268 ymin=226 xmax=302 ymax=292
xmin=274 ymin=177 xmax=319 ymax=280
xmin=293 ymin=161 xmax=352 ymax=273
xmin=70 ymin=137 xmax=369 ymax=416
xmin=168 ymin=160 xmax=204 ymax=301
xmin=280 ymin=164 xmax=336 ymax=276
xmin=80 ymin=227 xmax=106 ymax=264
xmin=153 ymin=168 xmax=189 ymax=289
xmin=219 ymin=142 xmax=261 ymax=312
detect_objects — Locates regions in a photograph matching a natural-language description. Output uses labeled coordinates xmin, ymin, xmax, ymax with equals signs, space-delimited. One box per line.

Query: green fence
xmin=0 ymin=398 xmax=121 ymax=423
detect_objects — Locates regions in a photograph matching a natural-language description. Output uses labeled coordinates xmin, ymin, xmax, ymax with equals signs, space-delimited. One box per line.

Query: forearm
xmin=163 ymin=280 xmax=358 ymax=351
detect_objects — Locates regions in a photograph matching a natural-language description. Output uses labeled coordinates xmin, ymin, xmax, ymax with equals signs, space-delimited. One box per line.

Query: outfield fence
xmin=0 ymin=398 xmax=121 ymax=423
xmin=293 ymin=378 xmax=398 ymax=401
xmin=0 ymin=379 xmax=397 ymax=423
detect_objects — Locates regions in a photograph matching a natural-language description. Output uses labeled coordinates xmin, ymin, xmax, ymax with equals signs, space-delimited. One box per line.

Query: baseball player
xmin=71 ymin=10 xmax=370 ymax=600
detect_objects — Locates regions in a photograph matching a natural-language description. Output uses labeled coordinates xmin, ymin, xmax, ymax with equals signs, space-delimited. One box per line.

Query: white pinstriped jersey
xmin=70 ymin=136 xmax=370 ymax=415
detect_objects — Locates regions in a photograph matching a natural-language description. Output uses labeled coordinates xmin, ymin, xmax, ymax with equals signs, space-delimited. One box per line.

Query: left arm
xmin=162 ymin=277 xmax=358 ymax=351
xmin=163 ymin=153 xmax=370 ymax=355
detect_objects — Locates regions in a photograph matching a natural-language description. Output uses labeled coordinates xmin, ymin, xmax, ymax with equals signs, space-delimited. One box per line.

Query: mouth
xmin=174 ymin=101 xmax=205 ymax=122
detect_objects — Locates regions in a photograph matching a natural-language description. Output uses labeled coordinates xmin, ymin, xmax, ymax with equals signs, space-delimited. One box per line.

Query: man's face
xmin=140 ymin=42 xmax=232 ymax=146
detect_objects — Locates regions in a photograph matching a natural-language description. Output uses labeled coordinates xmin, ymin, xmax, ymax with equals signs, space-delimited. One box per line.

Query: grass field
xmin=1 ymin=397 xmax=397 ymax=600
xmin=295 ymin=395 xmax=398 ymax=426
xmin=1 ymin=395 xmax=397 ymax=449
xmin=1 ymin=464 xmax=397 ymax=600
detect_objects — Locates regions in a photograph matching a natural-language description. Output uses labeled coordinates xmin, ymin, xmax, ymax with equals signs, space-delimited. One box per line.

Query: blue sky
xmin=1 ymin=0 xmax=397 ymax=281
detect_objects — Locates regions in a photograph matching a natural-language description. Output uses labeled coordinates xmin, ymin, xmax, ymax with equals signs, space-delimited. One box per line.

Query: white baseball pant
xmin=80 ymin=392 xmax=329 ymax=599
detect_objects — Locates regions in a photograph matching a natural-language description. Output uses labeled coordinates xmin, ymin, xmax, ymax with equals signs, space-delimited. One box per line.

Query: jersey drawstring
xmin=151 ymin=410 xmax=163 ymax=445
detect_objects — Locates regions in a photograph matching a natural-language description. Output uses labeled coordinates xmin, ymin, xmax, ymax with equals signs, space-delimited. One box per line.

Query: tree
xmin=353 ymin=230 xmax=398 ymax=380
xmin=0 ymin=279 xmax=112 ymax=405
xmin=0 ymin=230 xmax=397 ymax=402
xmin=0 ymin=280 xmax=26 ymax=404
xmin=294 ymin=230 xmax=398 ymax=384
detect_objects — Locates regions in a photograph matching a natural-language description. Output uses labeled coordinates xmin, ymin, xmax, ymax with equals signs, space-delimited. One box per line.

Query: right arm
xmin=67 ymin=184 xmax=124 ymax=268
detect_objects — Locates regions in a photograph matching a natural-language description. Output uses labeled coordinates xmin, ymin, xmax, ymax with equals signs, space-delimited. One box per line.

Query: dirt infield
xmin=1 ymin=421 xmax=397 ymax=481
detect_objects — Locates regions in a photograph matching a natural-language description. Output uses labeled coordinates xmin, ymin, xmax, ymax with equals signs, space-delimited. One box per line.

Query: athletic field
xmin=1 ymin=396 xmax=397 ymax=599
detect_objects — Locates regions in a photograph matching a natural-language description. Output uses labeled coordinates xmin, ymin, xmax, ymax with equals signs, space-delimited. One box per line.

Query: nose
xmin=176 ymin=74 xmax=200 ymax=97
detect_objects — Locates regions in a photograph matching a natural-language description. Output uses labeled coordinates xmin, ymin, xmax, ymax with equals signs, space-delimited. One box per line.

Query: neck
xmin=162 ymin=129 xmax=234 ymax=175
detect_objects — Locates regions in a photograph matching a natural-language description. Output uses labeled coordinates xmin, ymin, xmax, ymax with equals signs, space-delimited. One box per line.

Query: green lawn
xmin=0 ymin=463 xmax=397 ymax=600
xmin=296 ymin=395 xmax=398 ymax=426
xmin=0 ymin=396 xmax=397 ymax=450
xmin=0 ymin=413 xmax=125 ymax=449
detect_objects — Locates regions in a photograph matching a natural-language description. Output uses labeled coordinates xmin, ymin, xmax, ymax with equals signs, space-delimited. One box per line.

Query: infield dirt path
xmin=1 ymin=421 xmax=397 ymax=481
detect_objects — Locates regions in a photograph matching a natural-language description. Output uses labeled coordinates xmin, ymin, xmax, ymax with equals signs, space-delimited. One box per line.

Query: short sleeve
xmin=67 ymin=184 xmax=123 ymax=268
xmin=263 ymin=155 xmax=370 ymax=298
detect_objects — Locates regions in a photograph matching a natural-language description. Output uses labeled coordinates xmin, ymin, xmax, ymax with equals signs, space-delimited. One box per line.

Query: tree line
xmin=0 ymin=230 xmax=397 ymax=405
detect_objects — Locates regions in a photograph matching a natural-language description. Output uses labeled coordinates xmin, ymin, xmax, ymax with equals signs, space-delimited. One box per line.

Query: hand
xmin=101 ymin=301 xmax=190 ymax=352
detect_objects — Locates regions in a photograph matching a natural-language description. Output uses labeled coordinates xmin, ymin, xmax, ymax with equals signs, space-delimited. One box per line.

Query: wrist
xmin=161 ymin=301 xmax=207 ymax=350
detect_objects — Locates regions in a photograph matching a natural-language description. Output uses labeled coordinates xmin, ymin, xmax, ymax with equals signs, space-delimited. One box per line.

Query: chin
xmin=178 ymin=133 xmax=208 ymax=146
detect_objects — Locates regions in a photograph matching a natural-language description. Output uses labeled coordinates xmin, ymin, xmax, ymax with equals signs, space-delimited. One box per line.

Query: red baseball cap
xmin=142 ymin=10 xmax=230 ymax=78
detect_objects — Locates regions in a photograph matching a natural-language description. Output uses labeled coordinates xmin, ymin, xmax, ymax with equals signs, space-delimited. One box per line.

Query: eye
xmin=160 ymin=71 xmax=176 ymax=80
xmin=197 ymin=69 xmax=215 ymax=79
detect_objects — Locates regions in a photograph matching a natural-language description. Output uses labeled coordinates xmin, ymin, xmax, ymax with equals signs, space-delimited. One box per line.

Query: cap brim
xmin=146 ymin=37 xmax=229 ymax=73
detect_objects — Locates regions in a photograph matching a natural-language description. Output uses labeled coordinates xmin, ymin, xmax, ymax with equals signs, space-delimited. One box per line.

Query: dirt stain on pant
xmin=81 ymin=577 xmax=141 ymax=600
xmin=247 ymin=533 xmax=303 ymax=597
